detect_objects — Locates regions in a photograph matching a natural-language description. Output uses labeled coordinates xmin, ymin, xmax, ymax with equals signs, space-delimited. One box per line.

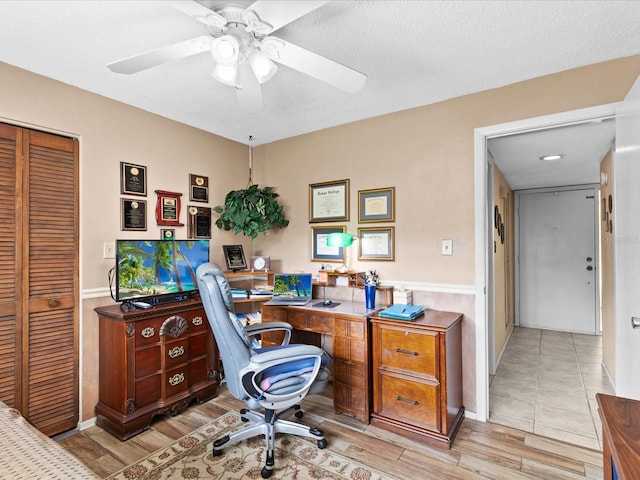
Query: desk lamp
xmin=313 ymin=232 xmax=354 ymax=308
xmin=327 ymin=232 xmax=354 ymax=273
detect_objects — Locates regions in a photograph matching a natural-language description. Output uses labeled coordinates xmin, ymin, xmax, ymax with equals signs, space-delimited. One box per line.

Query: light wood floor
xmin=59 ymin=386 xmax=604 ymax=479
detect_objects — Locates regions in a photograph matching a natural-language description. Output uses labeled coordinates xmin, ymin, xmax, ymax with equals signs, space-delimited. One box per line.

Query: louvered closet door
xmin=0 ymin=123 xmax=79 ymax=436
xmin=0 ymin=124 xmax=21 ymax=408
xmin=23 ymin=130 xmax=79 ymax=435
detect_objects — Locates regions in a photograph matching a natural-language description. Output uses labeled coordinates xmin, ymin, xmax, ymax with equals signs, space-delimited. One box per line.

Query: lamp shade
xmin=211 ymin=35 xmax=240 ymax=66
xmin=327 ymin=232 xmax=354 ymax=247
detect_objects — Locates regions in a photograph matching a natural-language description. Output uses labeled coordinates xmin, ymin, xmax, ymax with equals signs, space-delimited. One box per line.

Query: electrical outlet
xmin=103 ymin=241 xmax=115 ymax=259
xmin=441 ymin=239 xmax=453 ymax=256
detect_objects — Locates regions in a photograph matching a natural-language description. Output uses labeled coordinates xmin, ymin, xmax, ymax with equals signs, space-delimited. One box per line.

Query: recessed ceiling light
xmin=539 ymin=154 xmax=565 ymax=161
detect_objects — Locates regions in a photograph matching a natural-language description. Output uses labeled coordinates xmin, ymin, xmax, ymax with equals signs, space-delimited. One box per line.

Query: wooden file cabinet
xmin=95 ymin=299 xmax=219 ymax=440
xmin=370 ymin=310 xmax=464 ymax=448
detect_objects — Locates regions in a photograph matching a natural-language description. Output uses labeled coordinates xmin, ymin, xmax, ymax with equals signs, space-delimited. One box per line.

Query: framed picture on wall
xmin=311 ymin=225 xmax=346 ymax=262
xmin=121 ymin=198 xmax=147 ymax=231
xmin=309 ymin=179 xmax=349 ymax=223
xmin=120 ymin=162 xmax=147 ymax=197
xmin=358 ymin=187 xmax=395 ymax=223
xmin=358 ymin=226 xmax=394 ymax=261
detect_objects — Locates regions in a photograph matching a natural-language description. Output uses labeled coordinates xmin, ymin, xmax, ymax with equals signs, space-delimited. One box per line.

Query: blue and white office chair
xmin=196 ymin=263 xmax=329 ymax=479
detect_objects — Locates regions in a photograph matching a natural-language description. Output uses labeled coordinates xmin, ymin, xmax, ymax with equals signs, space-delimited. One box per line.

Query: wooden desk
xmin=261 ymin=301 xmax=374 ymax=423
xmin=597 ymin=393 xmax=640 ymax=480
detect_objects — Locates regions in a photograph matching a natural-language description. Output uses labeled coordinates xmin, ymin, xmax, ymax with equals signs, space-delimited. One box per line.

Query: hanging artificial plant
xmin=213 ymin=137 xmax=289 ymax=239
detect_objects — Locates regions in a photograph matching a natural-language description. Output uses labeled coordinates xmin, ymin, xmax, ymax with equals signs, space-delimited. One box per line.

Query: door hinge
xmin=586 ymin=195 xmax=595 ymax=199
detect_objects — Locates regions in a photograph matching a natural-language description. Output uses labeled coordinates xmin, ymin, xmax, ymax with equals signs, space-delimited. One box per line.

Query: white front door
xmin=518 ymin=187 xmax=598 ymax=334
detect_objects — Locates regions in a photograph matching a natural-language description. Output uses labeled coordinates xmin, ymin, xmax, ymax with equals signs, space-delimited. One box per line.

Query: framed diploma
xmin=155 ymin=190 xmax=184 ymax=226
xmin=358 ymin=226 xmax=394 ymax=261
xmin=309 ymin=179 xmax=349 ymax=223
xmin=358 ymin=187 xmax=395 ymax=223
xmin=187 ymin=205 xmax=211 ymax=239
xmin=311 ymin=225 xmax=346 ymax=262
xmin=223 ymin=245 xmax=247 ymax=271
xmin=189 ymin=174 xmax=209 ymax=203
xmin=120 ymin=162 xmax=147 ymax=196
xmin=121 ymin=198 xmax=147 ymax=231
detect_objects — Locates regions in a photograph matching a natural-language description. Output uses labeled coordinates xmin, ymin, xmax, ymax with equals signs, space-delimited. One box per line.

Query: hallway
xmin=489 ymin=326 xmax=613 ymax=450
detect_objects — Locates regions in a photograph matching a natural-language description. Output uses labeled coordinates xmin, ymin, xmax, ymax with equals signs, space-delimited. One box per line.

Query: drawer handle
xmin=169 ymin=373 xmax=185 ymax=386
xmin=397 ymin=396 xmax=419 ymax=406
xmin=396 ymin=348 xmax=419 ymax=356
xmin=168 ymin=346 xmax=185 ymax=358
xmin=48 ymin=299 xmax=60 ymax=308
xmin=141 ymin=327 xmax=155 ymax=338
xmin=192 ymin=316 xmax=203 ymax=326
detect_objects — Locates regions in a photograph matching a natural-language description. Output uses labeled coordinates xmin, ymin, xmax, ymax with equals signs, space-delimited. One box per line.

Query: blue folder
xmin=378 ymin=304 xmax=424 ymax=320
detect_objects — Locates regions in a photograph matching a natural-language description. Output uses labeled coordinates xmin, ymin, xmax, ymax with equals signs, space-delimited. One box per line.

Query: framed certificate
xmin=187 ymin=205 xmax=211 ymax=239
xmin=189 ymin=174 xmax=209 ymax=203
xmin=223 ymin=245 xmax=247 ymax=271
xmin=311 ymin=225 xmax=346 ymax=262
xmin=309 ymin=179 xmax=349 ymax=223
xmin=121 ymin=198 xmax=147 ymax=231
xmin=358 ymin=226 xmax=394 ymax=261
xmin=358 ymin=187 xmax=395 ymax=223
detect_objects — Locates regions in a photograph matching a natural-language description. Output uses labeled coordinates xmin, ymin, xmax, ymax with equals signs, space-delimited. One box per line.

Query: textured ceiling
xmin=1 ymin=0 xmax=640 ymax=148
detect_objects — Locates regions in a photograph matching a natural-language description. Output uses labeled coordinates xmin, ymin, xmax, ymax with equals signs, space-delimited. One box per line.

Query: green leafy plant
xmin=213 ymin=184 xmax=289 ymax=239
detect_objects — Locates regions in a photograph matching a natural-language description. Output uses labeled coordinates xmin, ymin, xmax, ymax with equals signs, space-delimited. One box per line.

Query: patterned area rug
xmin=106 ymin=411 xmax=398 ymax=480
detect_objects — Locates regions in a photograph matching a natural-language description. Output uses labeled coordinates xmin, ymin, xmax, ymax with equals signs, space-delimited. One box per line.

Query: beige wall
xmin=600 ymin=151 xmax=614 ymax=380
xmin=2 ymin=54 xmax=640 ymax=424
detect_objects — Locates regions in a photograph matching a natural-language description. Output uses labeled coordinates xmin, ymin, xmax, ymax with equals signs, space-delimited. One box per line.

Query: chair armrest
xmin=250 ymin=344 xmax=322 ymax=365
xmin=245 ymin=322 xmax=292 ymax=345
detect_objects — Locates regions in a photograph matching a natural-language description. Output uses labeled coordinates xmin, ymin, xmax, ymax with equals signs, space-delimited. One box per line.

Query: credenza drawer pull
xmin=396 ymin=348 xmax=418 ymax=356
xmin=192 ymin=316 xmax=203 ymax=326
xmin=141 ymin=327 xmax=155 ymax=338
xmin=397 ymin=396 xmax=419 ymax=406
xmin=169 ymin=373 xmax=185 ymax=386
xmin=168 ymin=346 xmax=185 ymax=358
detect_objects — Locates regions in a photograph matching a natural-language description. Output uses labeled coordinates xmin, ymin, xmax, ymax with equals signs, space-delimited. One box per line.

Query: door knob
xmin=586 ymin=266 xmax=593 ymax=271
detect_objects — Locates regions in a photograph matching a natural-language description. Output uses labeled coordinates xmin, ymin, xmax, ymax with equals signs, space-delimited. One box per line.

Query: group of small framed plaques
xmin=308 ymin=178 xmax=396 ymax=262
xmin=119 ymin=162 xmax=212 ymax=239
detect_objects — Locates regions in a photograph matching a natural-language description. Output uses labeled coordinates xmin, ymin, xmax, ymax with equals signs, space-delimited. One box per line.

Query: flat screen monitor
xmin=115 ymin=239 xmax=210 ymax=304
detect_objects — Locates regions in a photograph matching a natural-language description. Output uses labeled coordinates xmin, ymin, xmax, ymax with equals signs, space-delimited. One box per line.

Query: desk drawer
xmin=286 ymin=311 xmax=307 ymax=330
xmin=378 ymin=373 xmax=440 ymax=432
xmin=307 ymin=314 xmax=333 ymax=334
xmin=379 ymin=327 xmax=438 ymax=378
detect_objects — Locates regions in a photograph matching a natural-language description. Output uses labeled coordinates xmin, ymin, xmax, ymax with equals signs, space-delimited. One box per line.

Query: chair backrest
xmin=196 ymin=262 xmax=252 ymax=400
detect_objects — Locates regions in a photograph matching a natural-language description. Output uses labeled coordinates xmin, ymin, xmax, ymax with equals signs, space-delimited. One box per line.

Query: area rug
xmin=106 ymin=411 xmax=398 ymax=480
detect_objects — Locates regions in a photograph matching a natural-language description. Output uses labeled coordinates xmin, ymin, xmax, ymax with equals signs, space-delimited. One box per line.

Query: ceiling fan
xmin=108 ymin=0 xmax=367 ymax=112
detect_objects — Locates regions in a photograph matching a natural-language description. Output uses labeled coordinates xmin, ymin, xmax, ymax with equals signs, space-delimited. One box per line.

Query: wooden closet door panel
xmin=23 ymin=130 xmax=79 ymax=435
xmin=0 ymin=124 xmax=21 ymax=408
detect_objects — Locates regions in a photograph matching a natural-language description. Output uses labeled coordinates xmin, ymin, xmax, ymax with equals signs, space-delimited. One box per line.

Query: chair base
xmin=213 ymin=405 xmax=327 ymax=479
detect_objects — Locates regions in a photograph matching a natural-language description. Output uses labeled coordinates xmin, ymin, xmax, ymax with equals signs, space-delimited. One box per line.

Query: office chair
xmin=196 ymin=263 xmax=329 ymax=479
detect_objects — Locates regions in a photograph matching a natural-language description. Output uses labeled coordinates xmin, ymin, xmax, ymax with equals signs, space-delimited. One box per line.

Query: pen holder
xmin=365 ymin=284 xmax=376 ymax=310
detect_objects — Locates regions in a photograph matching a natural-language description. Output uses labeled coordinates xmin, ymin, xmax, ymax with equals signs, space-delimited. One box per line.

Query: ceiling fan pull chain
xmin=247 ymin=135 xmax=254 ymax=188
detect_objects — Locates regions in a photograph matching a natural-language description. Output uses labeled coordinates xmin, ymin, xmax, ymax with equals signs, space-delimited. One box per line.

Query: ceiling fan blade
xmin=261 ymin=37 xmax=366 ymax=93
xmin=108 ymin=36 xmax=213 ymax=74
xmin=168 ymin=1 xmax=227 ymax=29
xmin=236 ymin=62 xmax=264 ymax=113
xmin=244 ymin=0 xmax=329 ymax=34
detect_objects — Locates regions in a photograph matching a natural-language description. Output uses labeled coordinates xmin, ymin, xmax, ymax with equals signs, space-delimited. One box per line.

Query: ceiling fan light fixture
xmin=211 ymin=35 xmax=239 ymax=65
xmin=248 ymin=49 xmax=277 ymax=84
xmin=260 ymin=37 xmax=285 ymax=61
xmin=212 ymin=63 xmax=237 ymax=86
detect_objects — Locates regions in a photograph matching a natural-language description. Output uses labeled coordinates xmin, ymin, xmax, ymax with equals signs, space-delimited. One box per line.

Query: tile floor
xmin=489 ymin=326 xmax=614 ymax=451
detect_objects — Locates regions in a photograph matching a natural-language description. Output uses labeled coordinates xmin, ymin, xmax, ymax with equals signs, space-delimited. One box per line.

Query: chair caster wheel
xmin=261 ymin=466 xmax=273 ymax=478
xmin=295 ymin=410 xmax=304 ymax=419
xmin=317 ymin=438 xmax=327 ymax=449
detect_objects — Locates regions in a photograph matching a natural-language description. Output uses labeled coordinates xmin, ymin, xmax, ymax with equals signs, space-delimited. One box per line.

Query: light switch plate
xmin=441 ymin=239 xmax=453 ymax=256
xmin=103 ymin=241 xmax=115 ymax=259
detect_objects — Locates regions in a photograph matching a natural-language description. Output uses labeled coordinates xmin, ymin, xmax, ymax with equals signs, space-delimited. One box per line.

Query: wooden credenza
xmin=95 ymin=299 xmax=219 ymax=440
xmin=370 ymin=310 xmax=464 ymax=448
xmin=261 ymin=301 xmax=372 ymax=423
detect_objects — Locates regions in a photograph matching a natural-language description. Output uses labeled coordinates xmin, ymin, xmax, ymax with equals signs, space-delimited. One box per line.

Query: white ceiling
xmin=1 ymin=1 xmax=639 ymax=188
